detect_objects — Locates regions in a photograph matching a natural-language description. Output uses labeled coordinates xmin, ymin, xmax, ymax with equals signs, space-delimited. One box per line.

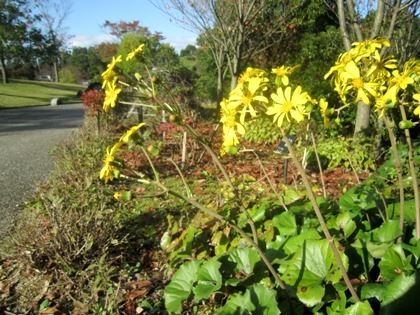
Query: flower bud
xmin=147 ymin=145 xmax=160 ymax=156
xmin=399 ymin=120 xmax=414 ymax=129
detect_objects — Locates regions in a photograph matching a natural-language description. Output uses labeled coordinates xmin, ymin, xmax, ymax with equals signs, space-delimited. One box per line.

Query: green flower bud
xmin=147 ymin=145 xmax=160 ymax=156
xmin=399 ymin=120 xmax=414 ymax=129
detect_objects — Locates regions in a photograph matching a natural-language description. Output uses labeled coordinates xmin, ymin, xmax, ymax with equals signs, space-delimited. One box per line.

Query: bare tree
xmin=150 ymin=0 xmax=304 ymax=103
xmin=326 ymin=0 xmax=420 ymax=135
xmin=34 ymin=0 xmax=73 ymax=82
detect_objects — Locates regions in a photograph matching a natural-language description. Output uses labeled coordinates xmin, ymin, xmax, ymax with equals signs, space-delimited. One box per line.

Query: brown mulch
xmin=123 ymin=121 xmax=370 ymax=200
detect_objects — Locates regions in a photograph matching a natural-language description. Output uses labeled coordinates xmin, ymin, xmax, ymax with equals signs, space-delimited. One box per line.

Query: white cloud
xmin=68 ymin=33 xmax=196 ymax=53
xmin=166 ymin=36 xmax=197 ymax=52
xmin=68 ymin=33 xmax=115 ymax=48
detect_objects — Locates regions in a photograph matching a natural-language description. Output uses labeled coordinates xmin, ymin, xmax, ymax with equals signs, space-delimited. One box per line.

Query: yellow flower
xmin=267 ymin=86 xmax=309 ymax=127
xmin=352 ymin=38 xmax=390 ymax=54
xmin=100 ymin=142 xmax=122 ymax=183
xmin=374 ymin=86 xmax=398 ymax=118
xmin=319 ymin=98 xmax=330 ymax=127
xmin=237 ymin=67 xmax=266 ymax=86
xmin=120 ymin=122 xmax=146 ymax=143
xmin=413 ymin=93 xmax=420 ymax=116
xmin=390 ymin=69 xmax=414 ymax=90
xmin=340 ymin=61 xmax=379 ymax=104
xmin=126 ymin=44 xmax=145 ymax=61
xmin=103 ymin=81 xmax=122 ymax=112
xmin=102 ymin=55 xmax=122 ymax=88
xmin=219 ymin=99 xmax=245 ymax=155
xmin=229 ymin=76 xmax=268 ymax=124
xmin=365 ymin=51 xmax=398 ymax=80
xmin=271 ymin=65 xmax=299 ymax=86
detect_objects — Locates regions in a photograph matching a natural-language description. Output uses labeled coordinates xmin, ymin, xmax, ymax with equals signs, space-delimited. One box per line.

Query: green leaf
xmin=343 ymin=301 xmax=374 ymax=315
xmin=164 ymin=260 xmax=201 ymax=314
xmin=359 ymin=283 xmax=386 ymax=301
xmin=272 ymin=211 xmax=297 ymax=236
xmin=228 ymin=247 xmax=261 ymax=275
xmin=193 ymin=257 xmax=222 ymax=301
xmin=339 ymin=186 xmax=377 ymax=213
xmin=281 ymin=239 xmax=348 ymax=307
xmin=382 ymin=274 xmax=417 ymax=306
xmin=373 ymin=220 xmax=402 ymax=243
xmin=335 ymin=212 xmax=357 ymax=238
xmin=351 ymin=239 xmax=392 ymax=259
xmin=281 ymin=228 xmax=322 ymax=255
xmin=217 ymin=285 xmax=280 ymax=315
xmin=379 ymin=244 xmax=414 ymax=280
xmin=388 ymin=198 xmax=416 ymax=221
xmin=296 ymin=284 xmax=325 ymax=308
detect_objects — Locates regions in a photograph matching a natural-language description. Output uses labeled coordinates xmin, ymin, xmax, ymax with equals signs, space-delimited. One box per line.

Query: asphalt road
xmin=0 ymin=104 xmax=85 ymax=238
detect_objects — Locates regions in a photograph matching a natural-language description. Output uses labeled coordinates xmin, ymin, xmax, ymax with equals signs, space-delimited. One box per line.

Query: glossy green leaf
xmin=296 ymin=284 xmax=325 ymax=308
xmin=228 ymin=247 xmax=261 ymax=275
xmin=193 ymin=257 xmax=222 ymax=301
xmin=281 ymin=239 xmax=348 ymax=307
xmin=281 ymin=229 xmax=322 ymax=255
xmin=217 ymin=285 xmax=280 ymax=315
xmin=343 ymin=301 xmax=374 ymax=315
xmin=335 ymin=212 xmax=357 ymax=238
xmin=382 ymin=274 xmax=416 ymax=306
xmin=272 ymin=211 xmax=297 ymax=236
xmin=339 ymin=186 xmax=377 ymax=213
xmin=164 ymin=260 xmax=201 ymax=314
xmin=379 ymin=244 xmax=414 ymax=280
xmin=373 ymin=220 xmax=402 ymax=243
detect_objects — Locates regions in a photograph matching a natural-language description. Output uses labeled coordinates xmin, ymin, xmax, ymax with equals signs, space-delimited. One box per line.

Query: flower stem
xmin=383 ymin=115 xmax=405 ymax=235
xmin=398 ymin=104 xmax=420 ymax=239
xmin=280 ymin=128 xmax=360 ymax=302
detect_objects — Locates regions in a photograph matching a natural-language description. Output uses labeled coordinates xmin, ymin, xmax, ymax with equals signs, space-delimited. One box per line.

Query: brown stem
xmin=310 ymin=132 xmax=327 ymax=198
xmin=248 ymin=149 xmax=289 ymax=211
xmin=280 ymin=128 xmax=360 ymax=302
xmin=181 ymin=123 xmax=260 ymax=245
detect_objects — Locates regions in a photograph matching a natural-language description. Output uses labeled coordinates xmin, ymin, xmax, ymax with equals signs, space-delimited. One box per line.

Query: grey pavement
xmin=0 ymin=104 xmax=85 ymax=238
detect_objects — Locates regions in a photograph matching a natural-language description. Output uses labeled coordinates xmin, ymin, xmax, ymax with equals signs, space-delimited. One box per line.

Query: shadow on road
xmin=0 ymin=104 xmax=85 ymax=134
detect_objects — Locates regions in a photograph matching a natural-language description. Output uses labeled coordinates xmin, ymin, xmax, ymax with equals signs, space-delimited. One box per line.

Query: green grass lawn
xmin=0 ymin=79 xmax=84 ymax=108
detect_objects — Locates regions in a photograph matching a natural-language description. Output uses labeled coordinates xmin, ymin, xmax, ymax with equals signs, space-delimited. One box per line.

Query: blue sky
xmin=66 ymin=0 xmax=197 ymax=52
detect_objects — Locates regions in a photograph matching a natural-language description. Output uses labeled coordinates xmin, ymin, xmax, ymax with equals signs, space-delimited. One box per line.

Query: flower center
xmin=226 ymin=115 xmax=237 ymax=128
xmin=352 ymin=77 xmax=364 ymax=89
xmin=283 ymin=101 xmax=293 ymax=113
xmin=242 ymin=95 xmax=252 ymax=106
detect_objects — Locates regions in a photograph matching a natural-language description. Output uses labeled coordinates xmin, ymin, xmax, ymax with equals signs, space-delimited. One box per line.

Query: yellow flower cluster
xmin=101 ymin=44 xmax=145 ymax=112
xmin=325 ymin=39 xmax=420 ymax=118
xmin=99 ymin=123 xmax=145 ymax=183
xmin=219 ymin=66 xmax=312 ymax=155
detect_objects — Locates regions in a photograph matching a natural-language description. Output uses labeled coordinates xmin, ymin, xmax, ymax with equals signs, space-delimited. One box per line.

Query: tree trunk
xmin=354 ymin=101 xmax=371 ymax=135
xmin=0 ymin=57 xmax=9 ymax=84
xmin=53 ymin=59 xmax=59 ymax=82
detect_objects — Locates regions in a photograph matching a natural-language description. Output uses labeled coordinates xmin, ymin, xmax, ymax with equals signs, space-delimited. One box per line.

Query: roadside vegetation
xmin=1 ymin=37 xmax=420 ymax=314
xmin=1 ymin=0 xmax=419 ymax=314
xmin=0 ymin=80 xmax=83 ymax=108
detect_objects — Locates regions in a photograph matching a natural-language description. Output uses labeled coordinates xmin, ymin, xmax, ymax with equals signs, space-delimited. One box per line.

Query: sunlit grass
xmin=0 ymin=79 xmax=84 ymax=108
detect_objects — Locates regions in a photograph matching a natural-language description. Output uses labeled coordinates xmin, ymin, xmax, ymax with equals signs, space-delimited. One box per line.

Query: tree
xmin=33 ymin=0 xmax=73 ymax=82
xmin=150 ymin=0 xmax=305 ymax=104
xmin=326 ymin=0 xmax=420 ymax=135
xmin=0 ymin=0 xmax=34 ymax=84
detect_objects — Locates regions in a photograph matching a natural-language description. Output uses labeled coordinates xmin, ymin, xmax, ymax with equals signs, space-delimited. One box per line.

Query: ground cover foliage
xmin=1 ymin=40 xmax=420 ymax=314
